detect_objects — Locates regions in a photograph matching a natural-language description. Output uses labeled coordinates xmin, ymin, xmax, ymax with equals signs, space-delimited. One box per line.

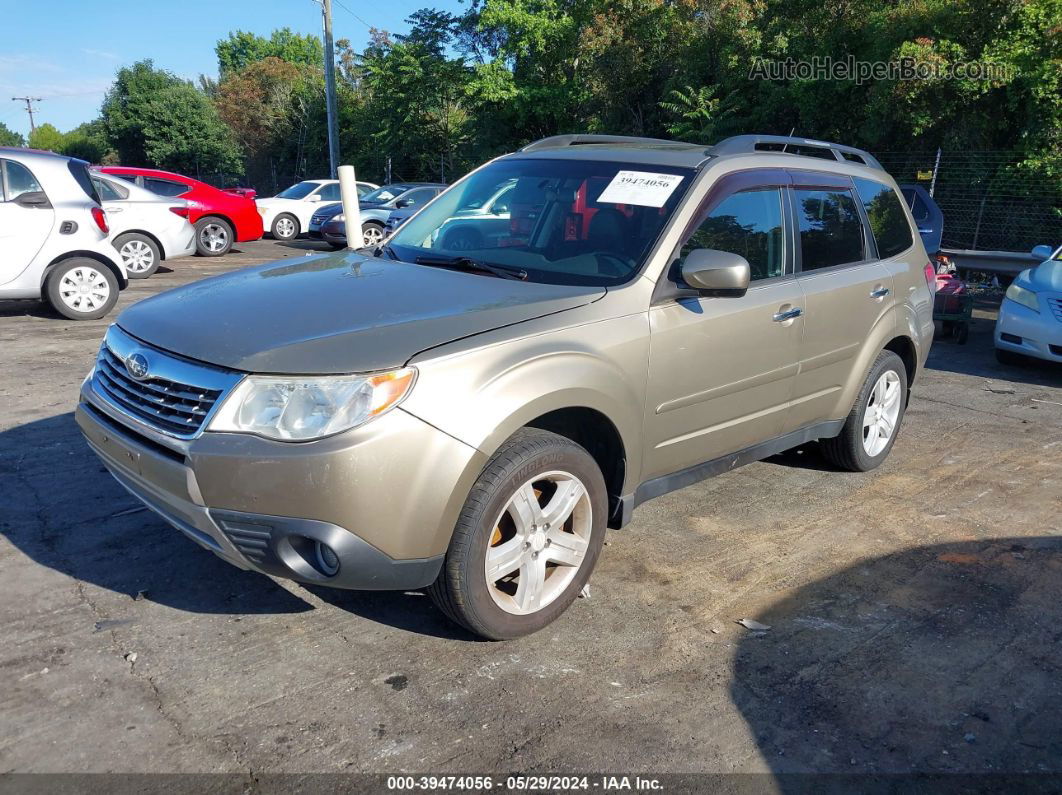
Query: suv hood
xmin=116 ymin=253 xmax=604 ymax=374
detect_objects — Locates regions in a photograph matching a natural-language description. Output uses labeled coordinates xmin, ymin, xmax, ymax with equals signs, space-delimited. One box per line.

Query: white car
xmin=257 ymin=179 xmax=378 ymax=241
xmin=0 ymin=148 xmax=126 ymax=320
xmin=91 ymin=172 xmax=196 ymax=279
xmin=995 ymin=243 xmax=1062 ymax=365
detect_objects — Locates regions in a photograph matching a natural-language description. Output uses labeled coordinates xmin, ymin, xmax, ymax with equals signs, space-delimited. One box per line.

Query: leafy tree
xmin=0 ymin=122 xmax=24 ymax=147
xmin=28 ymin=123 xmax=65 ymax=152
xmin=216 ymin=28 xmax=324 ymax=78
xmin=61 ymin=120 xmax=113 ymax=163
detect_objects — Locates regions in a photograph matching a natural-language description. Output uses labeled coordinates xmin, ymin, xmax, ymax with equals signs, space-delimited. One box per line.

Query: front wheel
xmin=361 ymin=222 xmax=385 ymax=248
xmin=113 ymin=232 xmax=160 ymax=279
xmin=195 ymin=217 xmax=233 ymax=256
xmin=820 ymin=350 xmax=908 ymax=472
xmin=428 ymin=429 xmax=607 ymax=640
xmin=45 ymin=258 xmax=119 ymax=320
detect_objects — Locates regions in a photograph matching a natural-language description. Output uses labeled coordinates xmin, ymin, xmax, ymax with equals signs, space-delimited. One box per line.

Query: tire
xmin=428 ymin=428 xmax=607 ymax=640
xmin=195 ymin=217 xmax=233 ymax=256
xmin=995 ymin=348 xmax=1024 ymax=366
xmin=271 ymin=213 xmax=299 ymax=241
xmin=955 ymin=322 xmax=969 ymax=345
xmin=820 ymin=350 xmax=908 ymax=472
xmin=45 ymin=258 xmax=120 ymax=320
xmin=113 ymin=232 xmax=160 ymax=279
xmin=361 ymin=221 xmax=385 ymax=248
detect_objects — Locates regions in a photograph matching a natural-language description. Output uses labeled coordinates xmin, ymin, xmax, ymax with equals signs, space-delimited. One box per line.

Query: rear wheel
xmin=45 ymin=258 xmax=119 ymax=320
xmin=271 ymin=213 xmax=299 ymax=241
xmin=428 ymin=429 xmax=607 ymax=640
xmin=114 ymin=232 xmax=160 ymax=279
xmin=195 ymin=217 xmax=233 ymax=256
xmin=820 ymin=350 xmax=908 ymax=472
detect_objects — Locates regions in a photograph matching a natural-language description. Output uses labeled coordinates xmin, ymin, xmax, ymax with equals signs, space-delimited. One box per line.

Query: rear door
xmin=0 ymin=159 xmax=55 ymax=286
xmin=786 ymin=170 xmax=895 ymax=430
xmin=92 ymin=175 xmax=133 ymax=236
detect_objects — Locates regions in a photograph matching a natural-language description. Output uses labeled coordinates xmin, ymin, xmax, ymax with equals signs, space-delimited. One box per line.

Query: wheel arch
xmin=198 ymin=213 xmax=235 ymax=232
xmin=43 ymin=250 xmax=128 ymax=290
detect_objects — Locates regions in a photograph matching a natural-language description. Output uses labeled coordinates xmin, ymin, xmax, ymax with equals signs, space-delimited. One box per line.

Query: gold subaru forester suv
xmin=76 ymin=134 xmax=935 ymax=639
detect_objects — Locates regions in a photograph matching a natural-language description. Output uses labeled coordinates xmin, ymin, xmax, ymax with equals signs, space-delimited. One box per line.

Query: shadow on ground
xmin=733 ymin=536 xmax=1062 ymax=779
xmin=0 ymin=412 xmax=459 ymax=636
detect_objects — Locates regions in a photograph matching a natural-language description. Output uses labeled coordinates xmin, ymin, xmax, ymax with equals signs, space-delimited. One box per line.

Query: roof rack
xmin=711 ymin=135 xmax=883 ymax=170
xmin=519 ymin=134 xmax=692 ymax=152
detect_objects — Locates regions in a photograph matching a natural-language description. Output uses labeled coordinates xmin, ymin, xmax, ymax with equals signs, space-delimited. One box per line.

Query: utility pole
xmin=320 ymin=0 xmax=340 ymax=178
xmin=11 ymin=96 xmax=42 ymax=134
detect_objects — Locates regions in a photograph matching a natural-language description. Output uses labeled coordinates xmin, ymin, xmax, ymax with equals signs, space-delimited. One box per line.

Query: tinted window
xmin=795 ymin=189 xmax=864 ymax=271
xmin=398 ymin=188 xmax=434 ymax=206
xmin=356 ymin=183 xmax=374 ymax=197
xmin=3 ymin=160 xmax=44 ymax=201
xmin=317 ymin=183 xmax=341 ymax=201
xmin=93 ymin=176 xmax=128 ymax=202
xmin=110 ymin=172 xmax=139 ymax=186
xmin=144 ymin=178 xmax=189 ymax=197
xmin=63 ymin=160 xmax=99 ymax=203
xmin=276 ymin=181 xmax=318 ymax=199
xmin=854 ymin=178 xmax=914 ymax=259
xmin=683 ymin=188 xmax=785 ymax=281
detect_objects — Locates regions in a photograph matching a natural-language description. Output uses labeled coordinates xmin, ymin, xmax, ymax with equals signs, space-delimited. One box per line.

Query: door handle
xmin=107 ymin=206 xmax=124 ymax=213
xmin=773 ymin=307 xmax=803 ymax=322
xmin=870 ymin=287 xmax=890 ymax=299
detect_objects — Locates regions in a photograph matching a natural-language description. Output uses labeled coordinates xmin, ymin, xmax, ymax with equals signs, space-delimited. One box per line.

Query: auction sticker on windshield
xmin=597 ymin=171 xmax=684 ymax=207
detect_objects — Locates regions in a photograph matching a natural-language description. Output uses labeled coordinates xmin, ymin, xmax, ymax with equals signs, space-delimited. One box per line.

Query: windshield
xmin=276 ymin=181 xmax=319 ymax=200
xmin=388 ymin=160 xmax=693 ymax=286
xmin=361 ymin=185 xmax=405 ymax=203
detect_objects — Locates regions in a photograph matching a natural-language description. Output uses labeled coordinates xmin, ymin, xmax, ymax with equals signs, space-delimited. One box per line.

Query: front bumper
xmin=76 ymin=377 xmax=486 ymax=590
xmin=995 ymin=298 xmax=1062 ymax=363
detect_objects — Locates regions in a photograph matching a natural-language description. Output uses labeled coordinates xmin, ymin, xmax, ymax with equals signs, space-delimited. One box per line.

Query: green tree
xmin=216 ymin=28 xmax=324 ymax=78
xmin=28 ymin=123 xmax=65 ymax=152
xmin=61 ymin=120 xmax=113 ymax=163
xmin=0 ymin=122 xmax=24 ymax=147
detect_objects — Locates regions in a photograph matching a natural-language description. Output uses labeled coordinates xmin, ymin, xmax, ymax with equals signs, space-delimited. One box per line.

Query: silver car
xmin=77 ymin=134 xmax=934 ymax=639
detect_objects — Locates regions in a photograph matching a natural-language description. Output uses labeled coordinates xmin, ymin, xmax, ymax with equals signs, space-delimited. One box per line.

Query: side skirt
xmin=612 ymin=420 xmax=844 ymax=528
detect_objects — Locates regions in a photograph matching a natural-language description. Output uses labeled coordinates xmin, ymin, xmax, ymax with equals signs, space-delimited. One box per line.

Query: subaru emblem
xmin=125 ymin=353 xmax=149 ymax=380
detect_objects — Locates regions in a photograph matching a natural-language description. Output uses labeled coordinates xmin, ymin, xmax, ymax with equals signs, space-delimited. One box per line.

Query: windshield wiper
xmin=414 ymin=255 xmax=527 ymax=281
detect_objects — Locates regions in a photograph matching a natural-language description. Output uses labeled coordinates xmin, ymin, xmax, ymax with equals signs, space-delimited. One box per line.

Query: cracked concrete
xmin=1 ymin=241 xmax=1059 ymax=775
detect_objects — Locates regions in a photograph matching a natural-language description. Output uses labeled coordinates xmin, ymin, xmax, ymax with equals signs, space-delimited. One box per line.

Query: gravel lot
xmin=1 ymin=240 xmax=1060 ymax=778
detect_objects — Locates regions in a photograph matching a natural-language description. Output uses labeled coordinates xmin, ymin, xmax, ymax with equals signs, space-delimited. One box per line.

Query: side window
xmin=794 ymin=189 xmax=864 ymax=271
xmin=318 ymin=183 xmax=341 ymax=201
xmin=93 ymin=177 xmax=128 ymax=202
xmin=401 ymin=188 xmax=433 ymax=206
xmin=682 ymin=187 xmax=785 ymax=281
xmin=144 ymin=178 xmax=189 ymax=197
xmin=854 ymin=177 xmax=914 ymax=259
xmin=3 ymin=160 xmax=44 ymax=201
xmin=111 ymin=173 xmax=139 ymax=186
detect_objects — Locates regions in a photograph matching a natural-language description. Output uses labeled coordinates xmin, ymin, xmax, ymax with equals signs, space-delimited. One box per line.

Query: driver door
xmin=642 ymin=170 xmax=803 ymax=482
xmin=0 ymin=159 xmax=55 ymax=287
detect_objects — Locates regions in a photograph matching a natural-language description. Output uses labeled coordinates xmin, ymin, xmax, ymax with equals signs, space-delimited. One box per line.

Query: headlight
xmin=208 ymin=368 xmax=416 ymax=441
xmin=1005 ymin=283 xmax=1040 ymax=313
xmin=333 ymin=214 xmax=345 ymax=223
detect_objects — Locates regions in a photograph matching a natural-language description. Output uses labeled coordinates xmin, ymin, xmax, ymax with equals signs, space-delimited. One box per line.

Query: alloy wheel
xmin=275 ymin=217 xmax=296 ymax=239
xmin=362 ymin=225 xmax=384 ymax=247
xmin=862 ymin=370 xmax=902 ymax=457
xmin=200 ymin=223 xmax=229 ymax=253
xmin=120 ymin=240 xmax=155 ymax=273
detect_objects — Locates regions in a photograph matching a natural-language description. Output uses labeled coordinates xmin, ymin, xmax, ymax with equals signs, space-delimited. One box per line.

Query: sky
xmin=0 ymin=0 xmax=464 ymax=138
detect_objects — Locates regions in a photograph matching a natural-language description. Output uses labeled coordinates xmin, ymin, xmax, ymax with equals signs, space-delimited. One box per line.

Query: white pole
xmin=337 ymin=165 xmax=363 ymax=250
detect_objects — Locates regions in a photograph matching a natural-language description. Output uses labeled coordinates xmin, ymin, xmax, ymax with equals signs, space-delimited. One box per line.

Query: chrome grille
xmin=1049 ymin=297 xmax=1062 ymax=323
xmin=94 ymin=344 xmax=223 ymax=436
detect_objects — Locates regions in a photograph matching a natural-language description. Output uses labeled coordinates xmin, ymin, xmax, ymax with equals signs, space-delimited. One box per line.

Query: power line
xmin=333 ymin=0 xmax=373 ymax=30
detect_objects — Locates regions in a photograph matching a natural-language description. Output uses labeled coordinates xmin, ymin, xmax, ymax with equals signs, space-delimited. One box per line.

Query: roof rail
xmin=711 ymin=135 xmax=883 ymax=170
xmin=519 ymin=134 xmax=689 ymax=152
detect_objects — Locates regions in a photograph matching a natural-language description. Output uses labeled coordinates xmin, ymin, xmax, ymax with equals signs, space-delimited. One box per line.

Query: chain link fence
xmin=876 ymin=150 xmax=1061 ymax=253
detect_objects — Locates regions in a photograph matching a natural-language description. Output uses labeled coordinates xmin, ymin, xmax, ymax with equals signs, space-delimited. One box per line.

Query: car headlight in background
xmin=333 ymin=214 xmax=345 ymax=223
xmin=1005 ymin=283 xmax=1040 ymax=313
xmin=208 ymin=368 xmax=416 ymax=441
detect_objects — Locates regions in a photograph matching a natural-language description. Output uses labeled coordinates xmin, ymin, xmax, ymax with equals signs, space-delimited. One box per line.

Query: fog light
xmin=314 ymin=540 xmax=340 ymax=576
xmin=1000 ymin=333 xmax=1022 ymax=345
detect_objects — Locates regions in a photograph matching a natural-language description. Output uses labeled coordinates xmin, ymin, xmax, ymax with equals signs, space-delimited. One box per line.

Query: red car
xmin=99 ymin=167 xmax=263 ymax=256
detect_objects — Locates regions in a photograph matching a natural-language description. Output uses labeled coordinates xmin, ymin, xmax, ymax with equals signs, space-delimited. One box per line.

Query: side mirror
xmin=1030 ymin=244 xmax=1054 ymax=262
xmin=308 ymin=193 xmax=323 ymax=202
xmin=15 ymin=190 xmax=51 ymax=209
xmin=395 ymin=198 xmax=414 ymax=209
xmin=680 ymin=249 xmax=751 ymax=295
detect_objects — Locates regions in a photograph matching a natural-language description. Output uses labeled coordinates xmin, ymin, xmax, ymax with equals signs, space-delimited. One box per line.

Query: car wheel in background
xmin=820 ymin=350 xmax=908 ymax=472
xmin=195 ymin=217 xmax=233 ymax=256
xmin=428 ymin=428 xmax=607 ymax=640
xmin=113 ymin=233 xmax=160 ymax=279
xmin=361 ymin=222 xmax=385 ymax=248
xmin=271 ymin=214 xmax=299 ymax=241
xmin=45 ymin=258 xmax=119 ymax=321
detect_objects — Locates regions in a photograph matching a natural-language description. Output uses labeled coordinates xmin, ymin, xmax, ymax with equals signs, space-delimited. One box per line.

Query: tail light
xmin=170 ymin=207 xmax=190 ymax=218
xmin=91 ymin=206 xmax=108 ymax=234
xmin=923 ymin=262 xmax=937 ymax=295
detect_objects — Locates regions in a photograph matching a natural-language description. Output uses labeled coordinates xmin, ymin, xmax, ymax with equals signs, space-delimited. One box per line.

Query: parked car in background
xmin=90 ymin=171 xmax=196 ymax=279
xmin=899 ymin=184 xmax=944 ymax=256
xmin=386 ymin=178 xmax=515 ymax=246
xmin=99 ymin=167 xmax=263 ymax=257
xmin=76 ymin=133 xmax=934 ymax=639
xmin=257 ymin=179 xmax=378 ymax=241
xmin=311 ymin=183 xmax=446 ymax=248
xmin=995 ymin=243 xmax=1062 ymax=365
xmin=0 ymin=148 xmax=126 ymax=320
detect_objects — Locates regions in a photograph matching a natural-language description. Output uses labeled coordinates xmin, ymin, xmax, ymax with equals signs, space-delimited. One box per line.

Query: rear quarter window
xmin=67 ymin=160 xmax=101 ymax=203
xmin=854 ymin=177 xmax=914 ymax=259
